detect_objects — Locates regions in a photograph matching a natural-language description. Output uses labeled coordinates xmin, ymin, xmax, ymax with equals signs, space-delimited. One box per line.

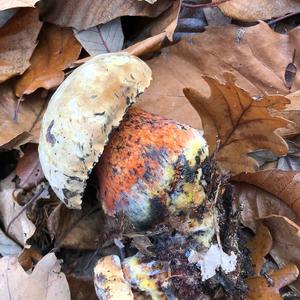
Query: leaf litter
xmin=0 ymin=1 xmax=300 ymax=299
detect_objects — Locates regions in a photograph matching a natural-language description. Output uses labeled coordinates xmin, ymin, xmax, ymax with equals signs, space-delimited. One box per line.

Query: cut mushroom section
xmin=39 ymin=53 xmax=152 ymax=209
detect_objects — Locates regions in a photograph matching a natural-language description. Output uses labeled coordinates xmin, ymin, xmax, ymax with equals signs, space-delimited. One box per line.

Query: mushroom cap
xmin=39 ymin=53 xmax=152 ymax=209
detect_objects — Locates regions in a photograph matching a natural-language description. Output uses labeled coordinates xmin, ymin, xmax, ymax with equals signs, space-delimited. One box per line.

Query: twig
xmin=182 ymin=0 xmax=230 ymax=8
xmin=268 ymin=11 xmax=300 ymax=25
xmin=6 ymin=186 xmax=44 ymax=234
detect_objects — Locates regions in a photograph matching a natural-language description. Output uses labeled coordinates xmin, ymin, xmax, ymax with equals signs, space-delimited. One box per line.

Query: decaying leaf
xmin=74 ymin=18 xmax=124 ymax=56
xmin=15 ymin=143 xmax=44 ymax=190
xmin=0 ymin=253 xmax=70 ymax=299
xmin=183 ymin=76 xmax=289 ymax=174
xmin=47 ymin=202 xmax=104 ymax=250
xmin=41 ymin=0 xmax=173 ymax=30
xmin=214 ymin=0 xmax=300 ymax=22
xmin=138 ymin=22 xmax=300 ymax=126
xmin=0 ymin=83 xmax=47 ymax=149
xmin=15 ymin=24 xmax=81 ymax=96
xmin=263 ymin=215 xmax=300 ymax=292
xmin=233 ymin=182 xmax=299 ymax=230
xmin=246 ymin=264 xmax=299 ymax=300
xmin=233 ymin=170 xmax=300 ymax=218
xmin=0 ymin=174 xmax=36 ymax=246
xmin=0 ymin=0 xmax=38 ymax=10
xmin=247 ymin=224 xmax=272 ymax=276
xmin=0 ymin=8 xmax=42 ymax=83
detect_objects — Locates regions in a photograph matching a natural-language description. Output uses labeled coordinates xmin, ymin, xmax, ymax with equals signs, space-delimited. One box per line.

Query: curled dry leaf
xmin=247 ymin=224 xmax=272 ymax=276
xmin=246 ymin=264 xmax=299 ymax=300
xmin=0 ymin=253 xmax=70 ymax=300
xmin=15 ymin=143 xmax=44 ymax=190
xmin=138 ymin=22 xmax=300 ymax=127
xmin=41 ymin=0 xmax=173 ymax=30
xmin=0 ymin=174 xmax=36 ymax=246
xmin=15 ymin=24 xmax=81 ymax=97
xmin=0 ymin=83 xmax=47 ymax=150
xmin=183 ymin=76 xmax=289 ymax=174
xmin=74 ymin=18 xmax=124 ymax=56
xmin=233 ymin=182 xmax=299 ymax=230
xmin=263 ymin=215 xmax=300 ymax=292
xmin=0 ymin=8 xmax=42 ymax=83
xmin=0 ymin=0 xmax=38 ymax=10
xmin=214 ymin=0 xmax=300 ymax=22
xmin=233 ymin=170 xmax=300 ymax=218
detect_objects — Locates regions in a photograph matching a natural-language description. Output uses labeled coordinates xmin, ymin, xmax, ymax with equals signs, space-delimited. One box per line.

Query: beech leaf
xmin=74 ymin=18 xmax=124 ymax=56
xmin=183 ymin=75 xmax=290 ymax=174
xmin=0 ymin=253 xmax=70 ymax=300
xmin=15 ymin=24 xmax=81 ymax=97
xmin=0 ymin=8 xmax=42 ymax=83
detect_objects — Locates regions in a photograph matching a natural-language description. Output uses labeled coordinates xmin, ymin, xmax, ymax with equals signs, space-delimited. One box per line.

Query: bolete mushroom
xmin=39 ymin=53 xmax=215 ymax=299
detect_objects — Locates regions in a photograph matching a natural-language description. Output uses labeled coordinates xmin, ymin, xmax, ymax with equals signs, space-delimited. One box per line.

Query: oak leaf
xmin=0 ymin=0 xmax=38 ymax=10
xmin=183 ymin=76 xmax=289 ymax=174
xmin=233 ymin=170 xmax=300 ymax=218
xmin=0 ymin=83 xmax=47 ymax=149
xmin=0 ymin=253 xmax=70 ymax=299
xmin=41 ymin=0 xmax=173 ymax=30
xmin=138 ymin=22 xmax=300 ymax=128
xmin=0 ymin=8 xmax=42 ymax=83
xmin=214 ymin=0 xmax=300 ymax=22
xmin=15 ymin=24 xmax=81 ymax=97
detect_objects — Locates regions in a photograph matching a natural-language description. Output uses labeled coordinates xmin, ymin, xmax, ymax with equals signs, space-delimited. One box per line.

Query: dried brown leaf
xmin=233 ymin=182 xmax=299 ymax=230
xmin=15 ymin=24 xmax=81 ymax=97
xmin=246 ymin=264 xmax=299 ymax=300
xmin=0 ymin=0 xmax=38 ymax=10
xmin=18 ymin=248 xmax=42 ymax=270
xmin=0 ymin=83 xmax=47 ymax=149
xmin=247 ymin=224 xmax=272 ymax=276
xmin=183 ymin=76 xmax=289 ymax=174
xmin=67 ymin=276 xmax=98 ymax=300
xmin=233 ymin=170 xmax=300 ymax=218
xmin=214 ymin=0 xmax=300 ymax=22
xmin=0 ymin=174 xmax=36 ymax=245
xmin=0 ymin=8 xmax=42 ymax=83
xmin=41 ymin=0 xmax=173 ymax=30
xmin=263 ymin=215 xmax=300 ymax=292
xmin=15 ymin=143 xmax=44 ymax=190
xmin=0 ymin=253 xmax=70 ymax=299
xmin=138 ymin=22 xmax=300 ymax=125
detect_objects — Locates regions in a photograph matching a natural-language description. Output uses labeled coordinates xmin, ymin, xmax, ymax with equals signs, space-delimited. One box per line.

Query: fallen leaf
xmin=0 ymin=228 xmax=21 ymax=257
xmin=0 ymin=0 xmax=38 ymax=10
xmin=0 ymin=253 xmax=70 ymax=299
xmin=183 ymin=76 xmax=289 ymax=174
xmin=234 ymin=182 xmax=299 ymax=231
xmin=15 ymin=24 xmax=81 ymax=97
xmin=41 ymin=0 xmax=173 ymax=30
xmin=233 ymin=170 xmax=300 ymax=218
xmin=247 ymin=224 xmax=272 ymax=276
xmin=18 ymin=248 xmax=42 ymax=270
xmin=276 ymin=90 xmax=300 ymax=138
xmin=214 ymin=0 xmax=300 ymax=22
xmin=263 ymin=215 xmax=300 ymax=292
xmin=0 ymin=8 xmax=42 ymax=83
xmin=0 ymin=174 xmax=36 ymax=245
xmin=15 ymin=143 xmax=44 ymax=190
xmin=67 ymin=276 xmax=98 ymax=300
xmin=47 ymin=201 xmax=104 ymax=250
xmin=0 ymin=83 xmax=48 ymax=149
xmin=246 ymin=264 xmax=299 ymax=300
xmin=138 ymin=22 xmax=300 ymax=124
xmin=74 ymin=18 xmax=124 ymax=56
